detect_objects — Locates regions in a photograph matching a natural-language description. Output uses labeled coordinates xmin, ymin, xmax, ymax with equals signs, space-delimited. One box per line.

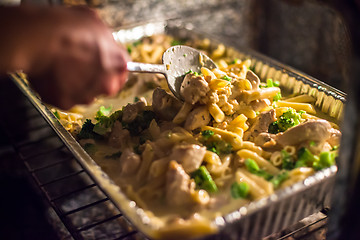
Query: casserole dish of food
xmin=10 ymin=20 xmax=345 ymax=240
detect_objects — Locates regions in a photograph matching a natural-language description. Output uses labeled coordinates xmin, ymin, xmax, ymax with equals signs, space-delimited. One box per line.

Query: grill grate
xmin=0 ymin=77 xmax=328 ymax=240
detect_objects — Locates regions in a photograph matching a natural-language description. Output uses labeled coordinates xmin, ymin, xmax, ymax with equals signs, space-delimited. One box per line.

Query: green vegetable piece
xmin=231 ymin=58 xmax=240 ymax=64
xmin=255 ymin=170 xmax=273 ymax=181
xmin=123 ymin=110 xmax=156 ymax=135
xmin=78 ymin=119 xmax=101 ymax=140
xmin=268 ymin=122 xmax=280 ymax=134
xmin=245 ymin=159 xmax=260 ymax=173
xmin=191 ymin=166 xmax=218 ymax=193
xmin=332 ymin=145 xmax=339 ymax=151
xmin=93 ymin=124 xmax=109 ymax=135
xmin=95 ymin=105 xmax=112 ymax=120
xmin=266 ymin=79 xmax=274 ymax=87
xmin=185 ymin=70 xmax=200 ymax=76
xmin=83 ymin=143 xmax=96 ymax=155
xmin=201 ymin=130 xmax=214 ymax=139
xmin=171 ymin=39 xmax=184 ymax=46
xmin=294 ymin=160 xmax=307 ymax=168
xmin=206 ymin=140 xmax=232 ymax=155
xmin=297 ymin=147 xmax=319 ymax=166
xmin=281 ymin=150 xmax=295 ymax=170
xmin=231 ymin=182 xmax=249 ymax=199
xmin=314 ymin=151 xmax=336 ymax=170
xmin=134 ymin=96 xmax=140 ymax=102
xmin=268 ymin=109 xmax=302 ymax=134
xmin=309 ymin=141 xmax=317 ymax=147
xmin=127 ymin=45 xmax=132 ymax=54
xmin=132 ymin=40 xmax=141 ymax=46
xmin=270 ymin=171 xmax=289 ymax=188
xmin=273 ymin=92 xmax=282 ymax=102
xmin=53 ymin=110 xmax=60 ymax=119
xmin=221 ymin=75 xmax=232 ymax=81
xmin=244 ymin=159 xmax=273 ymax=180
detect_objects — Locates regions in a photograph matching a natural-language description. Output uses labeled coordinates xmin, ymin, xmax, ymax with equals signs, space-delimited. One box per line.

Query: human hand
xmin=6 ymin=6 xmax=129 ymax=110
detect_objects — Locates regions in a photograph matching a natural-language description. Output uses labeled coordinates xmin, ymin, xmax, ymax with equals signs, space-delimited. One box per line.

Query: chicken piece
xmin=327 ymin=128 xmax=342 ymax=147
xmin=152 ymin=88 xmax=182 ymax=121
xmin=184 ymin=106 xmax=211 ymax=131
xmin=246 ymin=70 xmax=260 ymax=90
xmin=119 ymin=148 xmax=141 ymax=176
xmin=244 ymin=109 xmax=276 ymax=141
xmin=274 ymin=119 xmax=332 ymax=147
xmin=250 ymin=99 xmax=271 ymax=112
xmin=166 ymin=161 xmax=196 ymax=207
xmin=108 ymin=121 xmax=131 ymax=149
xmin=122 ymin=100 xmax=146 ymax=123
xmin=254 ymin=132 xmax=275 ymax=147
xmin=180 ymin=74 xmax=210 ymax=105
xmin=169 ymin=144 xmax=206 ymax=173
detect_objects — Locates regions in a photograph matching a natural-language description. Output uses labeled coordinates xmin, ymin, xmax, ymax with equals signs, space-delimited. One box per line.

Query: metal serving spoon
xmin=126 ymin=45 xmax=217 ymax=100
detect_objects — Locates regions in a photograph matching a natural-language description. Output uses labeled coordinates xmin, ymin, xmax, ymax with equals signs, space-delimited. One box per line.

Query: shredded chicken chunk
xmin=152 ymin=88 xmax=182 ymax=121
xmin=184 ymin=106 xmax=211 ymax=131
xmin=166 ymin=161 xmax=196 ymax=207
xmin=119 ymin=148 xmax=141 ymax=176
xmin=170 ymin=144 xmax=206 ymax=173
xmin=108 ymin=121 xmax=131 ymax=149
xmin=244 ymin=109 xmax=276 ymax=141
xmin=180 ymin=74 xmax=210 ymax=105
xmin=275 ymin=119 xmax=332 ymax=147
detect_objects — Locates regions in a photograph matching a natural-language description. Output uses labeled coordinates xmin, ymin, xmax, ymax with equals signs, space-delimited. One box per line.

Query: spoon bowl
xmin=126 ymin=45 xmax=217 ymax=100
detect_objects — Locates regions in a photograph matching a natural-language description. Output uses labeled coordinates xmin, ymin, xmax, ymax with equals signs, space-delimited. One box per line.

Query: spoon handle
xmin=127 ymin=62 xmax=166 ymax=74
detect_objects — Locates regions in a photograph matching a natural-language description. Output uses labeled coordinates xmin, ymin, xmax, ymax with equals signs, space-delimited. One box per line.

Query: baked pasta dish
xmin=53 ymin=35 xmax=341 ymax=239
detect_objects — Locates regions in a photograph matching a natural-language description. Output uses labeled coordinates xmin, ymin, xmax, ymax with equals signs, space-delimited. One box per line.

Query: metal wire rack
xmin=0 ymin=77 xmax=328 ymax=240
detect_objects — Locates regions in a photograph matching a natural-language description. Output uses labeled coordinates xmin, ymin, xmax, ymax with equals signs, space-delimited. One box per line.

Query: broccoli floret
xmin=93 ymin=110 xmax=123 ymax=136
xmin=95 ymin=106 xmax=112 ymax=121
xmin=201 ymin=130 xmax=214 ymax=140
xmin=78 ymin=119 xmax=101 ymax=140
xmin=122 ymin=110 xmax=156 ymax=135
xmin=206 ymin=140 xmax=232 ymax=155
xmin=268 ymin=109 xmax=303 ymax=134
xmin=281 ymin=150 xmax=295 ymax=170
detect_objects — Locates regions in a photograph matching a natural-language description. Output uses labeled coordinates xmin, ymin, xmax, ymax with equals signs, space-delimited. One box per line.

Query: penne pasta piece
xmin=283 ymin=145 xmax=296 ymax=156
xmin=239 ymin=141 xmax=263 ymax=156
xmin=276 ymin=101 xmax=316 ymax=114
xmin=208 ymin=103 xmax=226 ymax=123
xmin=202 ymin=126 xmax=243 ymax=150
xmin=284 ymin=94 xmax=316 ymax=103
xmin=236 ymin=149 xmax=280 ymax=175
xmin=201 ymin=67 xmax=217 ymax=80
xmin=173 ymin=102 xmax=193 ymax=124
xmin=203 ymin=150 xmax=222 ymax=166
xmin=237 ymin=168 xmax=274 ymax=195
xmin=235 ymin=169 xmax=268 ymax=199
xmin=209 ymin=79 xmax=230 ymax=90
xmin=280 ymin=167 xmax=315 ymax=188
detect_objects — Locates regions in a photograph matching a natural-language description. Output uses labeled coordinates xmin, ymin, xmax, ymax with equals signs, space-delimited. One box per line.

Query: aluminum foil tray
xmin=10 ymin=20 xmax=346 ymax=240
